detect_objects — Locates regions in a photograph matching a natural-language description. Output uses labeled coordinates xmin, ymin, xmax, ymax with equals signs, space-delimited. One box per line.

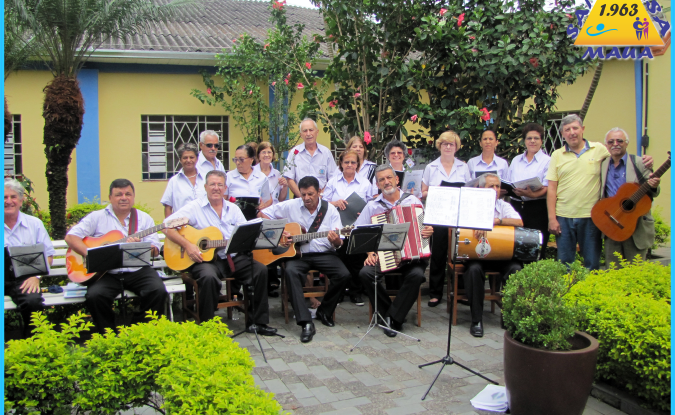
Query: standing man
xmin=65 ymin=179 xmax=168 ymax=334
xmin=355 ymin=165 xmax=434 ymax=337
xmin=164 ymin=171 xmax=276 ymax=335
xmin=196 ymin=130 xmax=226 ymax=179
xmin=460 ymin=173 xmax=523 ymax=337
xmin=283 ymin=119 xmax=337 ymax=197
xmin=600 ymin=128 xmax=660 ymax=265
xmin=261 ymin=176 xmax=351 ymax=343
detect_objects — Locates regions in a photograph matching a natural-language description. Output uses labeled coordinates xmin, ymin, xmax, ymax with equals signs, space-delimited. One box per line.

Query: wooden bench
xmin=4 ymin=236 xmax=186 ymax=322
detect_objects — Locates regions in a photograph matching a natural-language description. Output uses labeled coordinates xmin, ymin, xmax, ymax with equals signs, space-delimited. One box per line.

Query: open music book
xmin=423 ymin=186 xmax=496 ymax=230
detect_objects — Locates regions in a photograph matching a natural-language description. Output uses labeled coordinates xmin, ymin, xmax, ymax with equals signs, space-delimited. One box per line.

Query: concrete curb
xmin=591 ymin=383 xmax=668 ymax=415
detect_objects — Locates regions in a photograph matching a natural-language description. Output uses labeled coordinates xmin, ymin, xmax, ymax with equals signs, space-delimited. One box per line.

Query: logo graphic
xmin=475 ymin=237 xmax=492 ymax=259
xmin=567 ymin=0 xmax=670 ymax=59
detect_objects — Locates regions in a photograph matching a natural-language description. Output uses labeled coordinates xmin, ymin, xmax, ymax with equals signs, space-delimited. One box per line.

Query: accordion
xmin=371 ymin=204 xmax=431 ymax=272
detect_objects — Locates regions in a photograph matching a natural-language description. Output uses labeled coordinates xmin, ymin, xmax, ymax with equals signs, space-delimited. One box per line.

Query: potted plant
xmin=502 ymin=259 xmax=599 ymax=415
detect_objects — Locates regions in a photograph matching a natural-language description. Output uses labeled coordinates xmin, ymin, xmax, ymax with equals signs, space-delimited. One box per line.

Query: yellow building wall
xmin=4 ymin=70 xmax=80 ymax=211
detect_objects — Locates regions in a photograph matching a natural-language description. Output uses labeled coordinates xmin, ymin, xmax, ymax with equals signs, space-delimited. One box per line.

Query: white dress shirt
xmin=196 ymin=151 xmax=226 ymax=179
xmin=67 ymin=205 xmax=161 ymax=273
xmin=166 ymin=198 xmax=247 ymax=259
xmin=254 ymin=164 xmax=283 ymax=204
xmin=495 ymin=199 xmax=522 ymax=220
xmin=353 ymin=192 xmax=424 ymax=227
xmin=467 ymin=154 xmax=509 ymax=179
xmin=5 ymin=212 xmax=56 ymax=268
xmin=506 ymin=150 xmax=551 ymax=201
xmin=323 ymin=172 xmax=375 ymax=204
xmin=262 ymin=198 xmax=343 ymax=254
xmin=422 ymin=157 xmax=472 ymax=186
xmin=226 ymin=168 xmax=270 ymax=200
xmin=160 ymin=169 xmax=207 ymax=211
xmin=283 ymin=142 xmax=337 ymax=189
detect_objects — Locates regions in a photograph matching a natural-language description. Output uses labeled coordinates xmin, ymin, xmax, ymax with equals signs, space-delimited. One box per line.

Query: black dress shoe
xmin=300 ymin=322 xmax=316 ymax=343
xmin=470 ymin=321 xmax=484 ymax=338
xmin=246 ymin=324 xmax=278 ymax=336
xmin=350 ymin=294 xmax=365 ymax=306
xmin=315 ymin=308 xmax=335 ymax=327
xmin=428 ymin=298 xmax=441 ymax=307
xmin=268 ymin=290 xmax=279 ymax=298
xmin=381 ymin=317 xmax=400 ymax=338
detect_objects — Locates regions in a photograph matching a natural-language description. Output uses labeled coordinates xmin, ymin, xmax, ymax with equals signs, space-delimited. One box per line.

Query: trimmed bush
xmin=567 ymin=258 xmax=670 ymax=411
xmin=502 ymin=259 xmax=589 ymax=351
xmin=5 ymin=312 xmax=284 ymax=414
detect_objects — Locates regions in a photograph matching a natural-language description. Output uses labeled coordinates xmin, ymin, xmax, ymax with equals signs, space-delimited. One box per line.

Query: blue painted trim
xmin=81 ymin=62 xmax=218 ymax=74
xmin=635 ymin=59 xmax=643 ymax=156
xmin=76 ymin=69 xmax=101 ymax=203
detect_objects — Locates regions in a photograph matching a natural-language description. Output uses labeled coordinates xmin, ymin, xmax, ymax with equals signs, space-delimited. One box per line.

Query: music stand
xmin=6 ymin=244 xmax=48 ymax=279
xmin=86 ymin=242 xmax=154 ymax=327
xmin=418 ymin=189 xmax=498 ymax=400
xmin=228 ymin=220 xmax=285 ymax=363
xmin=348 ymin=223 xmax=419 ymax=351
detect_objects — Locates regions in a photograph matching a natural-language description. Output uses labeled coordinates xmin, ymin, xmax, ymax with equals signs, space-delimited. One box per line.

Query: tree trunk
xmin=43 ymin=75 xmax=85 ymax=239
xmin=579 ymin=61 xmax=603 ymax=121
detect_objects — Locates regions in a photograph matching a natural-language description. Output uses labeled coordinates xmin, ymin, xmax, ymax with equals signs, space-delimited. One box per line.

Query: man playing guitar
xmin=354 ymin=165 xmax=434 ymax=337
xmin=164 ymin=171 xmax=277 ymax=335
xmin=65 ymin=179 xmax=167 ymax=334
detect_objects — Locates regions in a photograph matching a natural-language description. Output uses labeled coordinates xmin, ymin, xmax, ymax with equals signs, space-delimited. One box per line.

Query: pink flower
xmin=457 ymin=13 xmax=465 ymax=27
xmin=249 ymin=90 xmax=253 ymax=95
xmin=297 ymin=83 xmax=304 ymax=89
xmin=272 ymin=81 xmax=276 ymax=86
xmin=354 ymin=93 xmax=361 ymax=98
xmin=313 ymin=82 xmax=317 ymax=86
xmin=272 ymin=0 xmax=286 ymax=10
xmin=480 ymin=107 xmax=490 ymax=121
xmin=329 ymin=99 xmax=338 ymax=108
xmin=294 ymin=148 xmax=299 ymax=155
xmin=364 ymin=131 xmax=372 ymax=144
xmin=287 ymin=73 xmax=291 ymax=78
xmin=536 ymin=79 xmax=541 ymax=84
xmin=471 ymin=48 xmax=478 ymax=53
xmin=232 ymin=38 xmax=237 ymax=43
xmin=469 ymin=36 xmax=475 ymax=40
xmin=229 ymin=196 xmax=237 ymax=203
xmin=440 ymin=8 xmax=448 ymax=16
xmin=207 ymin=88 xmax=212 ymax=95
xmin=305 ymin=62 xmax=312 ymax=70
xmin=264 ymin=43 xmax=270 ymax=50
xmin=410 ymin=114 xmax=418 ymax=122
xmin=284 ymin=79 xmax=289 ymax=85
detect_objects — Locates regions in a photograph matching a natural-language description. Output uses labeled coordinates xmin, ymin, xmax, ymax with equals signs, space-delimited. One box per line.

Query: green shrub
xmin=652 ymin=207 xmax=670 ymax=250
xmin=502 ymin=259 xmax=589 ymax=351
xmin=5 ymin=312 xmax=284 ymax=414
xmin=567 ymin=258 xmax=670 ymax=411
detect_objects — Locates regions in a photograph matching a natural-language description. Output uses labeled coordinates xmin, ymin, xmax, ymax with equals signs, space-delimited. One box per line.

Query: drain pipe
xmin=634 ymin=59 xmax=643 ymax=156
xmin=642 ymin=63 xmax=649 ymax=155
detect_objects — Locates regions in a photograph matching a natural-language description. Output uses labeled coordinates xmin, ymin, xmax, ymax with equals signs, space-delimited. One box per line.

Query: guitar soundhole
xmin=620 ymin=199 xmax=635 ymax=212
xmin=198 ymin=239 xmax=209 ymax=250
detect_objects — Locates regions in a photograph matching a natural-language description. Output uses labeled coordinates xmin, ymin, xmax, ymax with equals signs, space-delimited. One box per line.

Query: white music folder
xmin=423 ymin=186 xmax=496 ymax=231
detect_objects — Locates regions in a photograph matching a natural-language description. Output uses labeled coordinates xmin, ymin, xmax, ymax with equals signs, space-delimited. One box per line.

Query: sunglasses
xmin=232 ymin=157 xmax=251 ymax=163
xmin=204 ymin=143 xmax=221 ymax=149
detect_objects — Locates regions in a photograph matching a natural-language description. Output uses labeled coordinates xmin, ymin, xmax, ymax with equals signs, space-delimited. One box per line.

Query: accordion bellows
xmin=371 ymin=204 xmax=431 ymax=272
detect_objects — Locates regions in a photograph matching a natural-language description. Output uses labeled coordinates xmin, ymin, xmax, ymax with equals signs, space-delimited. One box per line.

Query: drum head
xmin=513 ymin=227 xmax=543 ymax=262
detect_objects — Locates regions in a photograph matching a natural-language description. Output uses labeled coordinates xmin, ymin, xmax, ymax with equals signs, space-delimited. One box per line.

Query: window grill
xmin=141 ymin=115 xmax=229 ymax=181
xmin=544 ymin=111 xmax=580 ymax=155
xmin=4 ymin=115 xmax=22 ymax=178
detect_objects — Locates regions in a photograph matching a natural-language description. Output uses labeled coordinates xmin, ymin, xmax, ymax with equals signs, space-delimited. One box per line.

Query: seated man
xmin=464 ymin=173 xmax=523 ymax=338
xmin=355 ymin=165 xmax=434 ymax=337
xmin=261 ymin=176 xmax=350 ymax=343
xmin=164 ymin=171 xmax=276 ymax=335
xmin=65 ymin=179 xmax=167 ymax=334
xmin=4 ymin=179 xmax=55 ymax=337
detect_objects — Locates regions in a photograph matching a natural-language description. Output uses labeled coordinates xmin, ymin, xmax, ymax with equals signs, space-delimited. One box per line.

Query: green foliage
xmin=5 ymin=312 xmax=284 ymax=414
xmin=651 ymin=206 xmax=670 ymax=250
xmin=567 ymin=258 xmax=671 ymax=411
xmin=502 ymin=259 xmax=589 ymax=350
xmin=15 ymin=175 xmax=42 ymax=216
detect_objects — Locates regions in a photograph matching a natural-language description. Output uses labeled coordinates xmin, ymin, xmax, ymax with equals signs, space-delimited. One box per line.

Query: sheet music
xmin=260 ymin=181 xmax=272 ymax=202
xmin=458 ymin=187 xmax=496 ymax=230
xmin=402 ymin=170 xmax=423 ymax=198
xmin=423 ymin=186 xmax=460 ymax=227
xmin=513 ymin=176 xmax=543 ymax=191
xmin=256 ymin=219 xmax=287 ymax=249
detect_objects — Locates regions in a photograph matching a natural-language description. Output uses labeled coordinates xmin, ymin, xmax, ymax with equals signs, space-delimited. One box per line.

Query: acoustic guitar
xmin=591 ymin=153 xmax=670 ymax=242
xmin=164 ymin=223 xmax=353 ymax=270
xmin=65 ymin=217 xmax=188 ymax=285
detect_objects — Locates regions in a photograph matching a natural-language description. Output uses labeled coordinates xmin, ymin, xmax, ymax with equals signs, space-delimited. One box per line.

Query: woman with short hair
xmin=161 ymin=142 xmax=206 ymax=218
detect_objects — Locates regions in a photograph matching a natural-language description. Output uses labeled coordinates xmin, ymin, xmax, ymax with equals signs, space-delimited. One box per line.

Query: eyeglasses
xmin=204 ymin=143 xmax=221 ymax=149
xmin=342 ymin=160 xmax=358 ymax=165
xmin=525 ymin=136 xmax=541 ymax=141
xmin=607 ymin=139 xmax=625 ymax=145
xmin=441 ymin=142 xmax=456 ymax=148
xmin=232 ymin=157 xmax=251 ymax=163
xmin=259 ymin=150 xmax=274 ymax=156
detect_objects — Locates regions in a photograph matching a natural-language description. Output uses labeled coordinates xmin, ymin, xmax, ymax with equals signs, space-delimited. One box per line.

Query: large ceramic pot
xmin=504 ymin=330 xmax=599 ymax=415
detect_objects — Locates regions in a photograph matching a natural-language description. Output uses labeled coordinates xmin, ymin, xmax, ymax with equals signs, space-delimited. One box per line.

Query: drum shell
xmin=453 ymin=226 xmax=542 ymax=262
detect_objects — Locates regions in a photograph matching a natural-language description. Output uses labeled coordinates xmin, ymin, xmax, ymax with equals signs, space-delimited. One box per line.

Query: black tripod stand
xmin=418 ymin=228 xmax=498 ymax=400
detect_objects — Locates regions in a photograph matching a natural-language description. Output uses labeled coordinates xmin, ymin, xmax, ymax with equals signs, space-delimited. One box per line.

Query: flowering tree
xmin=409 ymin=0 xmax=591 ymax=160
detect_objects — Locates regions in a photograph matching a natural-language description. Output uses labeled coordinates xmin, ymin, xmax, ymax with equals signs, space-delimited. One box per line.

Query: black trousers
xmin=359 ymin=260 xmax=427 ymax=324
xmin=85 ymin=267 xmax=167 ymax=334
xmin=189 ymin=254 xmax=269 ymax=325
xmin=284 ymin=253 xmax=351 ymax=326
xmin=463 ymin=260 xmax=521 ymax=323
xmin=512 ymin=198 xmax=549 ymax=260
xmin=5 ymin=277 xmax=44 ymax=337
xmin=428 ymin=225 xmax=450 ymax=300
xmin=337 ymin=241 xmax=366 ymax=296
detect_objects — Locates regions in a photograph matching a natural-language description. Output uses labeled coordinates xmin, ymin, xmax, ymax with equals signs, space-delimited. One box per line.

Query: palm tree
xmin=8 ymin=0 xmax=184 ymax=238
xmin=579 ymin=61 xmax=603 ymax=121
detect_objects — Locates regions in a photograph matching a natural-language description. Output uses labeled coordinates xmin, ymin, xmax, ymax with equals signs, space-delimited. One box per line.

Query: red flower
xmin=480 ymin=107 xmax=490 ymax=121
xmin=410 ymin=114 xmax=418 ymax=122
xmin=354 ymin=93 xmax=361 ymax=98
xmin=529 ymin=57 xmax=539 ymax=68
xmin=297 ymin=83 xmax=304 ymax=89
xmin=453 ymin=78 xmax=459 ymax=82
xmin=294 ymin=148 xmax=299 ymax=155
xmin=284 ymin=79 xmax=289 ymax=85
xmin=428 ymin=140 xmax=433 ymax=145
xmin=229 ymin=196 xmax=237 ymax=203
xmin=329 ymin=99 xmax=338 ymax=108
xmin=469 ymin=36 xmax=475 ymax=40
xmin=272 ymin=81 xmax=276 ymax=86
xmin=272 ymin=0 xmax=286 ymax=10
xmin=566 ymin=13 xmax=573 ymax=19
xmin=457 ymin=13 xmax=465 ymax=27
xmin=408 ymin=149 xmax=413 ymax=156
xmin=440 ymin=8 xmax=448 ymax=16
xmin=232 ymin=38 xmax=237 ymax=43
xmin=264 ymin=43 xmax=270 ymax=50
xmin=207 ymin=88 xmax=212 ymax=95
xmin=313 ymin=82 xmax=317 ymax=86
xmin=471 ymin=48 xmax=478 ymax=53
xmin=536 ymin=79 xmax=541 ymax=84
xmin=305 ymin=62 xmax=312 ymax=70
xmin=364 ymin=131 xmax=372 ymax=144
xmin=550 ymin=24 xmax=555 ymax=30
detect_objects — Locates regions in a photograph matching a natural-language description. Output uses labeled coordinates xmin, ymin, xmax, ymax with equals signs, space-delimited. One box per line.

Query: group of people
xmin=4 ymin=114 xmax=661 ymax=342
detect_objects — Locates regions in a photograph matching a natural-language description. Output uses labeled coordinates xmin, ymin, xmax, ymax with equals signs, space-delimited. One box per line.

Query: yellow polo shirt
xmin=546 ymin=140 xmax=610 ymax=218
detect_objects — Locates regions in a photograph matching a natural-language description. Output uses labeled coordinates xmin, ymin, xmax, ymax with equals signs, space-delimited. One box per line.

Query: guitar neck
xmin=112 ymin=223 xmax=165 ymax=243
xmin=630 ymin=158 xmax=671 ymax=203
xmin=205 ymin=239 xmax=228 ymax=249
xmin=293 ymin=230 xmax=337 ymax=243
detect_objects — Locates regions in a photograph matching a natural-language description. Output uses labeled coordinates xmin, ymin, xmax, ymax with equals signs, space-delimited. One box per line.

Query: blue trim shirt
xmin=283 ymin=143 xmax=337 ymax=189
xmin=467 ymin=154 xmax=509 ymax=179
xmin=160 ymin=169 xmax=207 ymax=211
xmin=506 ymin=150 xmax=551 ymax=201
xmin=5 ymin=212 xmax=56 ymax=272
xmin=226 ymin=168 xmax=271 ymax=200
xmin=422 ymin=157 xmax=471 ymax=186
xmin=323 ymin=172 xmax=376 ymax=204
xmin=196 ymin=151 xmax=226 ymax=179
